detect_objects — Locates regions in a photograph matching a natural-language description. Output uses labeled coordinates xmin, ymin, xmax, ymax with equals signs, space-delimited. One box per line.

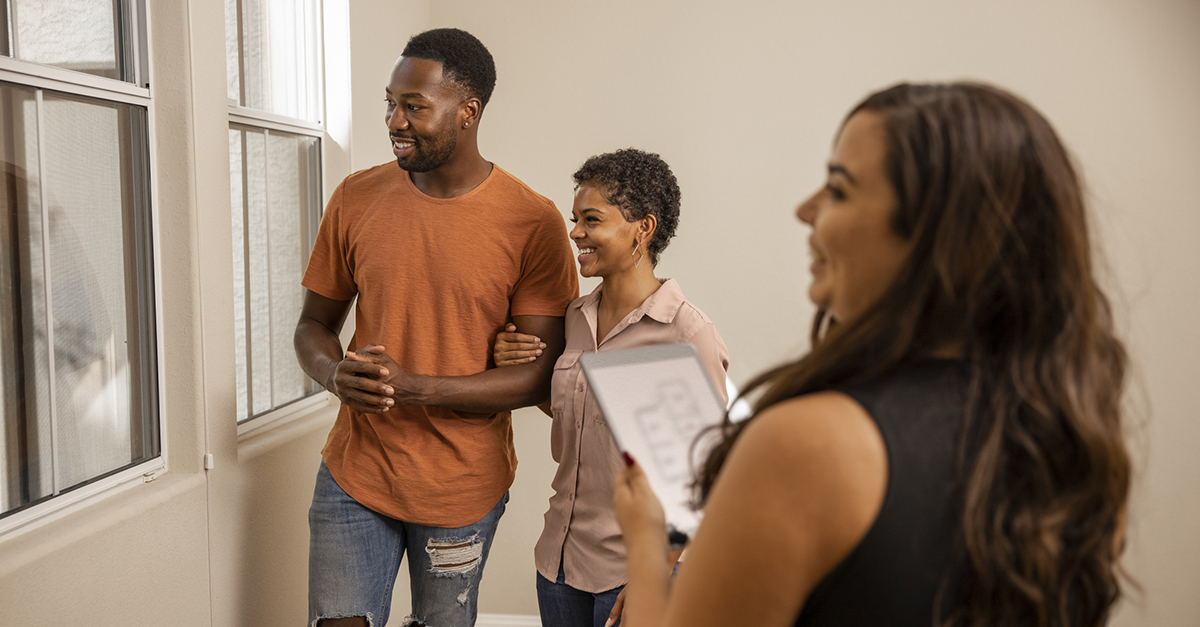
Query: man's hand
xmin=317 ymin=315 xmax=564 ymax=415
xmin=327 ymin=349 xmax=395 ymax=414
xmin=296 ymin=291 xmax=565 ymax=414
xmin=345 ymin=344 xmax=430 ymax=406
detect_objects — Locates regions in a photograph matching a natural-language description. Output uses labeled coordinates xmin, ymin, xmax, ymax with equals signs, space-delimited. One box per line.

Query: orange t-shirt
xmin=302 ymin=162 xmax=579 ymax=527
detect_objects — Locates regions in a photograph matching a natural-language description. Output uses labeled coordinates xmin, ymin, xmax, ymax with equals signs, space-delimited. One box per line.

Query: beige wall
xmin=1 ymin=0 xmax=1196 ymax=625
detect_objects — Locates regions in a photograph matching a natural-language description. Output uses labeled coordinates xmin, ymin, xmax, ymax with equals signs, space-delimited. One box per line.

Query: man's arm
xmin=493 ymin=323 xmax=554 ymax=417
xmin=294 ymin=289 xmax=395 ymax=413
xmin=352 ymin=314 xmax=566 ymax=414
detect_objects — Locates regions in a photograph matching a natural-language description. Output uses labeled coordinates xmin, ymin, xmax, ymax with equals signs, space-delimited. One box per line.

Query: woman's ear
xmin=639 ymin=214 xmax=658 ymax=243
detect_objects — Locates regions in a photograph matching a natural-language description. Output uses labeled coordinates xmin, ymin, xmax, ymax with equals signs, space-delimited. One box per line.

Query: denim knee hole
xmin=425 ymin=533 xmax=484 ymax=577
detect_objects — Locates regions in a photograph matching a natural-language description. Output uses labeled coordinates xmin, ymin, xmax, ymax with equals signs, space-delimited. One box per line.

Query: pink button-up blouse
xmin=533 ymin=278 xmax=730 ymax=593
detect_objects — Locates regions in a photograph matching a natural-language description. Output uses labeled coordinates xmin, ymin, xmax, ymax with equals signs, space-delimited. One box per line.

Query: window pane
xmin=0 ymin=83 xmax=158 ymax=516
xmin=4 ymin=0 xmax=122 ymax=81
xmin=230 ymin=129 xmax=248 ymax=421
xmin=224 ymin=0 xmax=241 ymax=103
xmin=231 ymin=124 xmax=320 ymax=423
xmin=244 ymin=127 xmax=272 ymax=415
xmin=267 ymin=132 xmax=313 ymax=405
xmin=235 ymin=0 xmax=322 ymax=121
xmin=0 ymin=84 xmax=51 ymax=513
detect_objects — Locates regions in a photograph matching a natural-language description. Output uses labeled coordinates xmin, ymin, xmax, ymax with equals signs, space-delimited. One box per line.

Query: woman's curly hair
xmin=572 ymin=148 xmax=681 ymax=266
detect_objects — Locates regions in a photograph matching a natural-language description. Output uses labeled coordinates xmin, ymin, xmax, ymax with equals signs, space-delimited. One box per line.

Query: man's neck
xmin=409 ymin=152 xmax=493 ymax=199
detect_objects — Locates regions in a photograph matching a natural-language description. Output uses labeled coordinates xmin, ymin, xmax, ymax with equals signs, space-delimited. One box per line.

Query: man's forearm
xmin=364 ymin=313 xmax=565 ymax=414
xmin=387 ymin=312 xmax=564 ymax=413
xmin=294 ymin=318 xmax=344 ymax=393
xmin=397 ymin=363 xmax=552 ymax=414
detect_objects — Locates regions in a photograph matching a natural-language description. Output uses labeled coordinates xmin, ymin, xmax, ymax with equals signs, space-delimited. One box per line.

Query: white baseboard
xmin=476 ymin=614 xmax=540 ymax=627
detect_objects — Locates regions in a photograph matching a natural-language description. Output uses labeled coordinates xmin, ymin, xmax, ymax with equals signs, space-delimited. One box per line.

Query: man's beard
xmin=396 ymin=124 xmax=457 ymax=173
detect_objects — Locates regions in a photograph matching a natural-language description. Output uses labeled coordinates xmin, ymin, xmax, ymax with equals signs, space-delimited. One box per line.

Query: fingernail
xmin=535 ymin=349 xmax=542 ymax=355
xmin=385 ymin=399 xmax=394 ymax=406
xmin=539 ymin=342 xmax=546 ymax=348
xmin=604 ymin=619 xmax=614 ymax=627
xmin=622 ymin=452 xmax=634 ymax=467
xmin=384 ymin=387 xmax=393 ymax=395
xmin=381 ymin=369 xmax=389 ymax=377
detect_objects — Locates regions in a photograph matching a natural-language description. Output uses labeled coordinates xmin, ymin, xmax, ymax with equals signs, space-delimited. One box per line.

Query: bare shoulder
xmin=717 ymin=392 xmax=887 ymax=576
xmin=726 ymin=392 xmax=887 ymax=530
xmin=742 ymin=392 xmax=884 ymax=462
xmin=669 ymin=391 xmax=889 ymax=625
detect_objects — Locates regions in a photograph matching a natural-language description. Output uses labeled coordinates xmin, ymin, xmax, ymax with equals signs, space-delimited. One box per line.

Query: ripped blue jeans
xmin=308 ymin=461 xmax=508 ymax=627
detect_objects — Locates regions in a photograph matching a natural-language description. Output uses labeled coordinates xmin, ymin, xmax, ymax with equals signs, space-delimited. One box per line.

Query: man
xmin=295 ymin=28 xmax=578 ymax=627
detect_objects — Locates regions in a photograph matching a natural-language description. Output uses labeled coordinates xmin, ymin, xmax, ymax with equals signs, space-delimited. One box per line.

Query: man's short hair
xmin=401 ymin=28 xmax=496 ymax=108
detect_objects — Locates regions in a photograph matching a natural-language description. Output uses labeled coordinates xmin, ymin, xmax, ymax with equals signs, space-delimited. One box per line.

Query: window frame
xmin=228 ymin=113 xmax=329 ymax=436
xmin=0 ymin=0 xmax=167 ymax=540
xmin=226 ymin=0 xmax=332 ymax=436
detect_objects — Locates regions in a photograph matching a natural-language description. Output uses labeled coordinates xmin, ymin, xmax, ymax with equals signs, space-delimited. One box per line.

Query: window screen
xmin=229 ymin=125 xmax=321 ymax=422
xmin=1 ymin=0 xmax=133 ymax=82
xmin=0 ymin=82 xmax=158 ymax=517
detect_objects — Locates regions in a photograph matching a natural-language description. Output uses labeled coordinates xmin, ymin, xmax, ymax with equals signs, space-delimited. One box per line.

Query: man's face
xmin=384 ymin=57 xmax=464 ymax=173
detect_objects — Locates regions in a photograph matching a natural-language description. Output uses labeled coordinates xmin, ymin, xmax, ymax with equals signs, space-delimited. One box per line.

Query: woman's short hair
xmin=572 ymin=149 xmax=681 ymax=266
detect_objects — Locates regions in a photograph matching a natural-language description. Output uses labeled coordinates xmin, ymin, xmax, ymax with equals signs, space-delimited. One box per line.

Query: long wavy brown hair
xmin=697 ymin=82 xmax=1130 ymax=627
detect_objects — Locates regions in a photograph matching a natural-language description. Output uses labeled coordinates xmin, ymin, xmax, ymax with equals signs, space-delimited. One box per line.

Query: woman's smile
xmin=796 ymin=111 xmax=911 ymax=324
xmin=569 ymin=184 xmax=643 ymax=279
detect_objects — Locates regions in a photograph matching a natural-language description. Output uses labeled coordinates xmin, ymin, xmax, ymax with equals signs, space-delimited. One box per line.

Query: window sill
xmin=0 ymin=458 xmax=186 ymax=553
xmin=237 ymin=392 xmax=338 ymax=458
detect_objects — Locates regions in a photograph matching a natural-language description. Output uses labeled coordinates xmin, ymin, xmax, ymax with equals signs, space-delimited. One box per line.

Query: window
xmin=1 ymin=0 xmax=141 ymax=83
xmin=0 ymin=1 xmax=159 ymax=531
xmin=226 ymin=0 xmax=325 ymax=426
xmin=229 ymin=125 xmax=321 ymax=422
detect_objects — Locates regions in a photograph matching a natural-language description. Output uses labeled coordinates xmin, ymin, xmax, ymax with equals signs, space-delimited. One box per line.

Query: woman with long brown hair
xmin=612 ymin=82 xmax=1131 ymax=627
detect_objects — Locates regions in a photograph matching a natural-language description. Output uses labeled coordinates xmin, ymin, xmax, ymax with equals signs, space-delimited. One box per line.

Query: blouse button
xmin=577 ymin=382 xmax=584 ymax=392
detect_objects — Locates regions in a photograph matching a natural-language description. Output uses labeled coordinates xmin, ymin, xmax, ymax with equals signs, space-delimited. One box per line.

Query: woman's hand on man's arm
xmin=493 ymin=323 xmax=555 ymax=417
xmin=342 ymin=316 xmax=564 ymax=413
xmin=494 ymin=323 xmax=546 ymax=366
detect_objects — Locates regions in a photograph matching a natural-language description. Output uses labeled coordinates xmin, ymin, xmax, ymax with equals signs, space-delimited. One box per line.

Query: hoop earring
xmin=632 ymin=241 xmax=645 ymax=269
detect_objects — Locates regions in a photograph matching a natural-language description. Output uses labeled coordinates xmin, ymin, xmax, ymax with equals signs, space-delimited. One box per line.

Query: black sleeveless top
xmin=795 ymin=360 xmax=968 ymax=626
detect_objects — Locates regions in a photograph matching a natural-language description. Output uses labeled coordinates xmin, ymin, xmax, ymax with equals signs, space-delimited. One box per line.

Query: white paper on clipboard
xmin=579 ymin=343 xmax=727 ymax=540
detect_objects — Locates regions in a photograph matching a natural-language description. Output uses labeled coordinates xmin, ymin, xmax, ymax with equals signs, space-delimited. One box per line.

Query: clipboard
xmin=579 ymin=343 xmax=727 ymax=542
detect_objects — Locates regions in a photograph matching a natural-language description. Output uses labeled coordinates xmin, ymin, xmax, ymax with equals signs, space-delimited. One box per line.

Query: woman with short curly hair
xmin=493 ymin=148 xmax=729 ymax=627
